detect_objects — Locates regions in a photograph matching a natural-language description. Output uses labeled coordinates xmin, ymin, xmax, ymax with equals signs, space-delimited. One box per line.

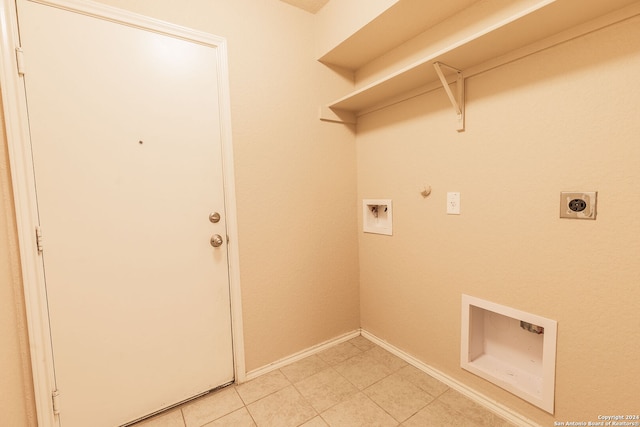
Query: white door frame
xmin=0 ymin=1 xmax=246 ymax=425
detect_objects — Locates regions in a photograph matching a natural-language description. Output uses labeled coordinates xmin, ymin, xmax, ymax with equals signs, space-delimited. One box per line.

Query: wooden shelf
xmin=318 ymin=0 xmax=478 ymax=71
xmin=320 ymin=0 xmax=640 ymax=123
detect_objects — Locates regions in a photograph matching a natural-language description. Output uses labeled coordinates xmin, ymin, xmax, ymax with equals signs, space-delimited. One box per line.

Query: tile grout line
xmin=244 ymin=398 xmax=260 ymax=427
xmin=355 ymin=353 xmax=434 ymax=425
xmin=299 ymin=343 xmax=408 ymax=425
xmin=286 ymin=357 xmax=355 ymax=425
xmin=288 ymin=341 xmax=371 ymax=426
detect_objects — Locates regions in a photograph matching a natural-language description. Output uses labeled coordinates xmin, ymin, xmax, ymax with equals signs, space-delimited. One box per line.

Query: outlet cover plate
xmin=447 ymin=192 xmax=460 ymax=215
xmin=560 ymin=191 xmax=597 ymax=220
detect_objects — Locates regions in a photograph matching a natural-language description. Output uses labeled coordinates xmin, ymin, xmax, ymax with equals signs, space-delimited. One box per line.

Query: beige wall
xmin=0 ymin=0 xmax=359 ymax=423
xmin=357 ymin=14 xmax=640 ymax=424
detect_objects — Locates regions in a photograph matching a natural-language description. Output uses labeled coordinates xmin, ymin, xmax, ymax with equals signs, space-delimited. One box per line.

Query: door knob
xmin=210 ymin=234 xmax=224 ymax=247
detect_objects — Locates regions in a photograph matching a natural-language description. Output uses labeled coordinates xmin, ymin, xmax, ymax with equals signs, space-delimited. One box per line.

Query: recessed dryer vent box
xmin=363 ymin=199 xmax=392 ymax=235
xmin=461 ymin=295 xmax=557 ymax=414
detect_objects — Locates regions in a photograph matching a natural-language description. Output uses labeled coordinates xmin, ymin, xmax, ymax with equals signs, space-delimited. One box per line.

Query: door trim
xmin=0 ymin=1 xmax=245 ymax=425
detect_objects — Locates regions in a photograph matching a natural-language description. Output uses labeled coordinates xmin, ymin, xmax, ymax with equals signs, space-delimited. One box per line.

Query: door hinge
xmin=35 ymin=226 xmax=43 ymax=253
xmin=15 ymin=47 xmax=25 ymax=75
xmin=52 ymin=389 xmax=60 ymax=415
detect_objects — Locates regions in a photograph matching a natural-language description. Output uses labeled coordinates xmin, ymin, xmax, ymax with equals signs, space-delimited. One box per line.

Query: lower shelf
xmin=461 ymin=295 xmax=557 ymax=413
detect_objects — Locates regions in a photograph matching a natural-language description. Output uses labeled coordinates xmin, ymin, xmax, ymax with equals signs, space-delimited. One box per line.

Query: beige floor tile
xmin=182 ymin=387 xmax=244 ymax=427
xmin=365 ymin=346 xmax=407 ymax=372
xmin=436 ymin=389 xmax=514 ymax=426
xmin=203 ymin=407 xmax=256 ymax=427
xmin=402 ymin=399 xmax=469 ymax=427
xmin=300 ymin=416 xmax=329 ymax=426
xmin=133 ymin=341 xmax=515 ymax=427
xmin=320 ymin=392 xmax=398 ymax=427
xmin=333 ymin=351 xmax=394 ymax=390
xmin=280 ymin=355 xmax=330 ymax=383
xmin=349 ymin=336 xmax=376 ymax=352
xmin=317 ymin=341 xmax=362 ymax=365
xmin=396 ymin=365 xmax=449 ymax=397
xmin=135 ymin=409 xmax=185 ymax=427
xmin=490 ymin=415 xmax=516 ymax=427
xmin=363 ymin=372 xmax=435 ymax=422
xmin=247 ymin=385 xmax=317 ymax=427
xmin=236 ymin=370 xmax=291 ymax=404
xmin=294 ymin=367 xmax=359 ymax=412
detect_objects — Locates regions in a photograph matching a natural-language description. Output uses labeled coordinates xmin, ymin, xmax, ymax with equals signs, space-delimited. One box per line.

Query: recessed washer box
xmin=461 ymin=295 xmax=557 ymax=414
xmin=363 ymin=199 xmax=392 ymax=235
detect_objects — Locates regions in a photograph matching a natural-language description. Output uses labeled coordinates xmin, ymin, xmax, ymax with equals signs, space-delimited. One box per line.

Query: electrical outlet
xmin=560 ymin=191 xmax=596 ymax=220
xmin=447 ymin=192 xmax=460 ymax=215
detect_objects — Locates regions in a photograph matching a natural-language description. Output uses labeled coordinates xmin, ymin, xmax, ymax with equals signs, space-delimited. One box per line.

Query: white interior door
xmin=17 ymin=1 xmax=234 ymax=425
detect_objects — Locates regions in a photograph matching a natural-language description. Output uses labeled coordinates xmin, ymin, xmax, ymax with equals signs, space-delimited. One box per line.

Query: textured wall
xmin=357 ymin=15 xmax=640 ymax=424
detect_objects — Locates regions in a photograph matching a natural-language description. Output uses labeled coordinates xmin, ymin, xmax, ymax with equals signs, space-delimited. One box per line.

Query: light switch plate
xmin=560 ymin=191 xmax=597 ymax=220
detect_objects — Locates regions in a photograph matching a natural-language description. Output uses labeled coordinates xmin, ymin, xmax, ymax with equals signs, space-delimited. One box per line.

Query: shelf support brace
xmin=434 ymin=62 xmax=465 ymax=132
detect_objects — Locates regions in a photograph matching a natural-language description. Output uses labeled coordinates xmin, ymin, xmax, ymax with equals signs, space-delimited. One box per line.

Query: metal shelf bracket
xmin=434 ymin=62 xmax=465 ymax=132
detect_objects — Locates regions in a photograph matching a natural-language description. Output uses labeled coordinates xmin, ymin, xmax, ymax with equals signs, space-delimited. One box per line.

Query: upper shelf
xmin=318 ymin=0 xmax=479 ymax=71
xmin=321 ymin=0 xmax=640 ymax=120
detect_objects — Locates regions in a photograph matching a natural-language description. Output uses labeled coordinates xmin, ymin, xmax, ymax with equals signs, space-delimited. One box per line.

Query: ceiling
xmin=279 ymin=0 xmax=330 ymax=14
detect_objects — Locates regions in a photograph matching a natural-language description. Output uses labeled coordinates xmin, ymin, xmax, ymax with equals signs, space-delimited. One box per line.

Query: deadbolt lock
xmin=209 ymin=212 xmax=221 ymax=223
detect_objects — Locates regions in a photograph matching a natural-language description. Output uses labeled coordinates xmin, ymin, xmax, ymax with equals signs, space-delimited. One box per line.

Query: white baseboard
xmin=243 ymin=329 xmax=361 ymax=381
xmin=361 ymin=330 xmax=542 ymax=427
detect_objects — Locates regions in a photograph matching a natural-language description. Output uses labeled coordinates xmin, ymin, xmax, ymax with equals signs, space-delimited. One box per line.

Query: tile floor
xmin=136 ymin=336 xmax=514 ymax=427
